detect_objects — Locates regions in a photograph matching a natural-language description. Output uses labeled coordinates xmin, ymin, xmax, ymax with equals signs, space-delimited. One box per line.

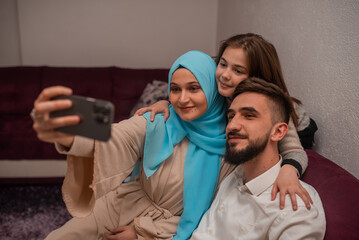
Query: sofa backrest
xmin=0 ymin=66 xmax=169 ymax=159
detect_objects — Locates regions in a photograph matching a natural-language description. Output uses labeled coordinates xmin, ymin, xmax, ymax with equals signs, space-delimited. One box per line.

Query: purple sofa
xmin=302 ymin=150 xmax=359 ymax=239
xmin=1 ymin=66 xmax=358 ymax=239
xmin=0 ymin=66 xmax=168 ymax=160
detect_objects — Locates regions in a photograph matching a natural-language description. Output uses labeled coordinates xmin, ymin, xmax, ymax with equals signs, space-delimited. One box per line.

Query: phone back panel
xmin=50 ymin=95 xmax=114 ymax=141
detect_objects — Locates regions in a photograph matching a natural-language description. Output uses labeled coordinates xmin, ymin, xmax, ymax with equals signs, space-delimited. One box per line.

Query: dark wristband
xmin=281 ymin=159 xmax=303 ymax=178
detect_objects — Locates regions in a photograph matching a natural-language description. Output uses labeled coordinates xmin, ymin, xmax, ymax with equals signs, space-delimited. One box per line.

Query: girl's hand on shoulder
xmin=104 ymin=225 xmax=137 ymax=240
xmin=134 ymin=100 xmax=170 ymax=122
xmin=271 ymin=164 xmax=313 ymax=211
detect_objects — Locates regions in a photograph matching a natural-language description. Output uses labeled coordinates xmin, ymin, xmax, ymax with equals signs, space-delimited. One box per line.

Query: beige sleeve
xmin=93 ymin=116 xmax=147 ymax=199
xmin=61 ymin=115 xmax=147 ymax=218
xmin=278 ymin=118 xmax=308 ymax=175
xmin=55 ymin=136 xmax=95 ymax=157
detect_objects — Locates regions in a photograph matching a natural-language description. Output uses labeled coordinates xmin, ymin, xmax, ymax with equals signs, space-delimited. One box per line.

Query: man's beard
xmin=224 ymin=131 xmax=271 ymax=166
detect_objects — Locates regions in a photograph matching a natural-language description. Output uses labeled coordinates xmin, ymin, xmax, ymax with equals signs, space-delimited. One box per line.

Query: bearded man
xmin=191 ymin=77 xmax=326 ymax=240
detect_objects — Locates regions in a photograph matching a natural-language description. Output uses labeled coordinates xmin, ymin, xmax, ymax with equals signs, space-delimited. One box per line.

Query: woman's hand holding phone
xmin=31 ymin=86 xmax=79 ymax=148
xmin=49 ymin=95 xmax=114 ymax=142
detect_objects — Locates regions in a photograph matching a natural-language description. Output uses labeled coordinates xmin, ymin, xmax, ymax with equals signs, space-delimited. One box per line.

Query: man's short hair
xmin=231 ymin=77 xmax=293 ymax=124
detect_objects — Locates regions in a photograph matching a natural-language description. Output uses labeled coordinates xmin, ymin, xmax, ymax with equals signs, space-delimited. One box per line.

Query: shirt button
xmin=207 ymin=228 xmax=213 ymax=235
xmin=219 ymin=205 xmax=225 ymax=212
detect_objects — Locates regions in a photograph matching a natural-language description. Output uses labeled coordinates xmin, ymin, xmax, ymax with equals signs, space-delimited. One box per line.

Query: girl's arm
xmin=279 ymin=119 xmax=308 ymax=175
xmin=134 ymin=100 xmax=170 ymax=122
xmin=272 ymin=118 xmax=313 ymax=211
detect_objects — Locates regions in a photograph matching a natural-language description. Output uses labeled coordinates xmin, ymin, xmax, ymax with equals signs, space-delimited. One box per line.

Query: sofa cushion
xmin=112 ymin=68 xmax=168 ymax=122
xmin=130 ymin=80 xmax=168 ymax=116
xmin=303 ymin=150 xmax=359 ymax=239
xmin=42 ymin=66 xmax=114 ymax=101
xmin=0 ymin=67 xmax=42 ymax=115
xmin=0 ymin=115 xmax=63 ymax=159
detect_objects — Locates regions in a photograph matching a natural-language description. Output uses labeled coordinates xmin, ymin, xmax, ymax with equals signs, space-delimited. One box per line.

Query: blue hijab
xmin=142 ymin=50 xmax=227 ymax=239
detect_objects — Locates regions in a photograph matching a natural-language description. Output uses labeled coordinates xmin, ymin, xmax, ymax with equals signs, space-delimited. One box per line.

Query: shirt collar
xmin=234 ymin=156 xmax=283 ymax=196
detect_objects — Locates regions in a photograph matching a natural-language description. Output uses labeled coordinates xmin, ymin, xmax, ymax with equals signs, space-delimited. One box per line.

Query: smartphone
xmin=50 ymin=95 xmax=114 ymax=142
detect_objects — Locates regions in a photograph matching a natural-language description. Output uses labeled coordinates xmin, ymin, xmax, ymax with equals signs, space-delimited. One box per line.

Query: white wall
xmin=217 ymin=0 xmax=359 ymax=179
xmin=0 ymin=0 xmax=21 ymax=66
xmin=1 ymin=0 xmax=218 ymax=68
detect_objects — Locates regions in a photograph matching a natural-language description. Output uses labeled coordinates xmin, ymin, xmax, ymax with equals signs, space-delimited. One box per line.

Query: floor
xmin=0 ymin=184 xmax=71 ymax=240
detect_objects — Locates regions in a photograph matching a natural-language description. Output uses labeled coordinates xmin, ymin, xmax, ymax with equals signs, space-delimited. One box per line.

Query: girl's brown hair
xmin=216 ymin=33 xmax=300 ymax=126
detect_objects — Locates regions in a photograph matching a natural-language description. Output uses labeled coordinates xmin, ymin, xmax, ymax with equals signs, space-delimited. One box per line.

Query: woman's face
xmin=170 ymin=68 xmax=207 ymax=121
xmin=215 ymin=47 xmax=249 ymax=97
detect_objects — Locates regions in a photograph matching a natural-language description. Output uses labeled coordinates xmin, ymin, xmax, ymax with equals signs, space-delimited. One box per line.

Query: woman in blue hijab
xmin=142 ymin=50 xmax=227 ymax=239
xmin=37 ymin=50 xmax=234 ymax=240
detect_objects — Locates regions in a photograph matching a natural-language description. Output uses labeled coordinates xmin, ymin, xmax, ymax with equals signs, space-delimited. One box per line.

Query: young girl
xmin=31 ymin=51 xmax=236 ymax=239
xmin=135 ymin=33 xmax=313 ymax=210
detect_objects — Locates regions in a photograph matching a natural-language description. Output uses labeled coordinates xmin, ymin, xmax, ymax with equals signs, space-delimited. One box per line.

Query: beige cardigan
xmin=56 ymin=115 xmax=235 ymax=239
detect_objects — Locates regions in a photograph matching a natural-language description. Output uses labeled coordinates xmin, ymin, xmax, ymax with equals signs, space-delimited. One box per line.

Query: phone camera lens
xmin=95 ymin=113 xmax=109 ymax=124
xmin=93 ymin=102 xmax=111 ymax=124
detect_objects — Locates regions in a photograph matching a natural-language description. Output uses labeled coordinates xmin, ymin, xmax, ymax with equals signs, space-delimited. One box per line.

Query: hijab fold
xmin=142 ymin=51 xmax=227 ymax=239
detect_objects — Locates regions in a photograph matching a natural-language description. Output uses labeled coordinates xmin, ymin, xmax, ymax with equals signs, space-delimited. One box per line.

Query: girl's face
xmin=170 ymin=68 xmax=207 ymax=121
xmin=215 ymin=47 xmax=249 ymax=97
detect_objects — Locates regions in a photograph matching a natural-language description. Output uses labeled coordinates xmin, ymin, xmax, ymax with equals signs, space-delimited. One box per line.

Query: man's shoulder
xmin=259 ymin=180 xmax=324 ymax=213
xmin=297 ymin=180 xmax=324 ymax=209
xmin=260 ymin=181 xmax=326 ymax=239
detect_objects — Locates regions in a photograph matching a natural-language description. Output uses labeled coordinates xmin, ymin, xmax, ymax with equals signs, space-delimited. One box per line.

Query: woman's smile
xmin=179 ymin=106 xmax=195 ymax=111
xmin=170 ymin=68 xmax=208 ymax=121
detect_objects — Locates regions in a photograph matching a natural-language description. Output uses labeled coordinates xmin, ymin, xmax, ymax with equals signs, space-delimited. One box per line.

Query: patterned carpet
xmin=0 ymin=184 xmax=71 ymax=240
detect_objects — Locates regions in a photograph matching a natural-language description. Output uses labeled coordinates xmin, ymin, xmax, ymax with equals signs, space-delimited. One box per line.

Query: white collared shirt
xmin=191 ymin=158 xmax=326 ymax=240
